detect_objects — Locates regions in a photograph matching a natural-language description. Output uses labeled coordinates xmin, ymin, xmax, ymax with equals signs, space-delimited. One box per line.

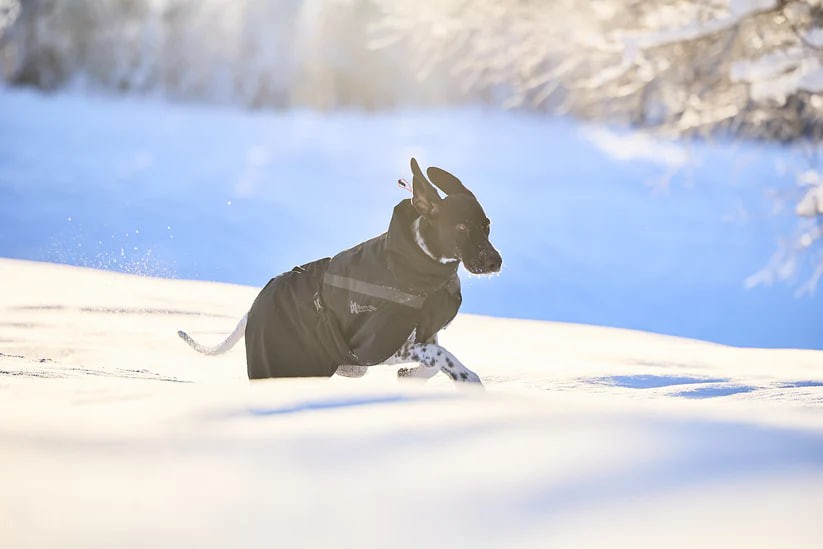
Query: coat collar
xmin=385 ymin=199 xmax=459 ymax=293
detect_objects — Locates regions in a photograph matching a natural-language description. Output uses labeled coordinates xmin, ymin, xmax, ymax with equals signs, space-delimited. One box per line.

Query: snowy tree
xmin=0 ymin=0 xmax=301 ymax=106
xmin=0 ymin=0 xmax=455 ymax=109
xmin=372 ymin=0 xmax=823 ymax=138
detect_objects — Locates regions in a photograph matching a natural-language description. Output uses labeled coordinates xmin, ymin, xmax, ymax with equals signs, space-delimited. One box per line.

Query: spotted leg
xmin=385 ymin=338 xmax=483 ymax=385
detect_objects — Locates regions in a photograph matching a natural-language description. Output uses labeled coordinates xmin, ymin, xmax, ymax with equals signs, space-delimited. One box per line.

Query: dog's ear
xmin=427 ymin=166 xmax=474 ymax=197
xmin=410 ymin=158 xmax=441 ymax=217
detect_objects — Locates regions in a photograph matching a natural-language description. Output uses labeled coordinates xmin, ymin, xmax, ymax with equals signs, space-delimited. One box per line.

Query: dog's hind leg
xmin=385 ymin=338 xmax=483 ymax=385
xmin=335 ymin=365 xmax=369 ymax=378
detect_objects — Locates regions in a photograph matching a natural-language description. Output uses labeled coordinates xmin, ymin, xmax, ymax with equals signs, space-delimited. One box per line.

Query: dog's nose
xmin=484 ymin=252 xmax=502 ymax=273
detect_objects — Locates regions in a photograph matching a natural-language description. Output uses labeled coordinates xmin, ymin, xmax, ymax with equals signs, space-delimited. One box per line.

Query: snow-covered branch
xmin=796 ymin=171 xmax=823 ymax=217
xmin=374 ymin=0 xmax=823 ymax=142
xmin=0 ymin=0 xmax=19 ymax=32
xmin=611 ymin=0 xmax=778 ymax=50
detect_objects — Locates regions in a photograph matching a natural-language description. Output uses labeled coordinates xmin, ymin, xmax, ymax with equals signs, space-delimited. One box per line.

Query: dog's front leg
xmin=382 ymin=336 xmax=439 ymax=380
xmin=387 ymin=340 xmax=483 ymax=385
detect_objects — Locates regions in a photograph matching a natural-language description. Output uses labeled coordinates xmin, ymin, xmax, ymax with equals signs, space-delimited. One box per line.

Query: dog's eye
xmin=455 ymin=223 xmax=468 ymax=233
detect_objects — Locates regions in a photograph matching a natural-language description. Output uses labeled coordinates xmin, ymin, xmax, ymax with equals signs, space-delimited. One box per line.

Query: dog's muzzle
xmin=466 ymin=248 xmax=502 ymax=274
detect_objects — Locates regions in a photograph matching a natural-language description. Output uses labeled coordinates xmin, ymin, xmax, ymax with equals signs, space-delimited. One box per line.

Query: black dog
xmin=178 ymin=158 xmax=502 ymax=384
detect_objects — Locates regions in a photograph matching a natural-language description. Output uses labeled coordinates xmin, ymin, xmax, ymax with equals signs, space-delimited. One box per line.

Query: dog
xmin=178 ymin=158 xmax=502 ymax=385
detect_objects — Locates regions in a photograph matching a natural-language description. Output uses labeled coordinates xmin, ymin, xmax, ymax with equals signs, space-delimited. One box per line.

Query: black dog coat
xmin=245 ymin=199 xmax=462 ymax=379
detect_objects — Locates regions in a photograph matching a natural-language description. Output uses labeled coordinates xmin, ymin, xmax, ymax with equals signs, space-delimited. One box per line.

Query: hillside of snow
xmin=2 ymin=258 xmax=822 ymax=548
xmin=0 ymin=88 xmax=820 ymax=349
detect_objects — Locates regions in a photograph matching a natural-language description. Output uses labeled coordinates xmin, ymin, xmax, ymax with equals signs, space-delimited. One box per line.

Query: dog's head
xmin=409 ymin=158 xmax=502 ymax=275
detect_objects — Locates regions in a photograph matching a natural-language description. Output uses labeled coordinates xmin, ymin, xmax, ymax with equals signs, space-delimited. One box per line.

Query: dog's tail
xmin=177 ymin=313 xmax=248 ymax=356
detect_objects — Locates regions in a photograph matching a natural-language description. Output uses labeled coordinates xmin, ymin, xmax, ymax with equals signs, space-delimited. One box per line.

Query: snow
xmin=797 ymin=184 xmax=823 ymax=217
xmin=731 ymin=47 xmax=823 ymax=103
xmin=1 ymin=257 xmax=822 ymax=548
xmin=806 ymin=28 xmax=823 ymax=48
xmin=0 ymin=88 xmax=820 ymax=349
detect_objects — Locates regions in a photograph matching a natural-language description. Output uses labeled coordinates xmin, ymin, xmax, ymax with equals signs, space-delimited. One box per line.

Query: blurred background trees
xmin=1 ymin=0 xmax=821 ymax=289
xmin=3 ymin=0 xmax=822 ymax=138
xmin=377 ymin=0 xmax=823 ymax=142
xmin=0 ymin=0 xmax=460 ymax=108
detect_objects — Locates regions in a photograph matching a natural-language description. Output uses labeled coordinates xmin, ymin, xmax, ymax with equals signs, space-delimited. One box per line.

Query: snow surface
xmin=1 ymin=258 xmax=822 ymax=548
xmin=0 ymin=88 xmax=820 ymax=349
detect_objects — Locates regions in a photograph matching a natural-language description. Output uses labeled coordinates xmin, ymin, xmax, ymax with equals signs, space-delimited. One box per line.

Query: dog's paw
xmin=448 ymin=369 xmax=484 ymax=389
xmin=397 ymin=365 xmax=440 ymax=383
xmin=336 ymin=365 xmax=369 ymax=378
xmin=397 ymin=366 xmax=430 ymax=379
xmin=450 ymin=369 xmax=479 ymax=382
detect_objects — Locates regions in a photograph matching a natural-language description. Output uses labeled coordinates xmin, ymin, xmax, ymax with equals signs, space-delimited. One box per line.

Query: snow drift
xmin=1 ymin=258 xmax=822 ymax=548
